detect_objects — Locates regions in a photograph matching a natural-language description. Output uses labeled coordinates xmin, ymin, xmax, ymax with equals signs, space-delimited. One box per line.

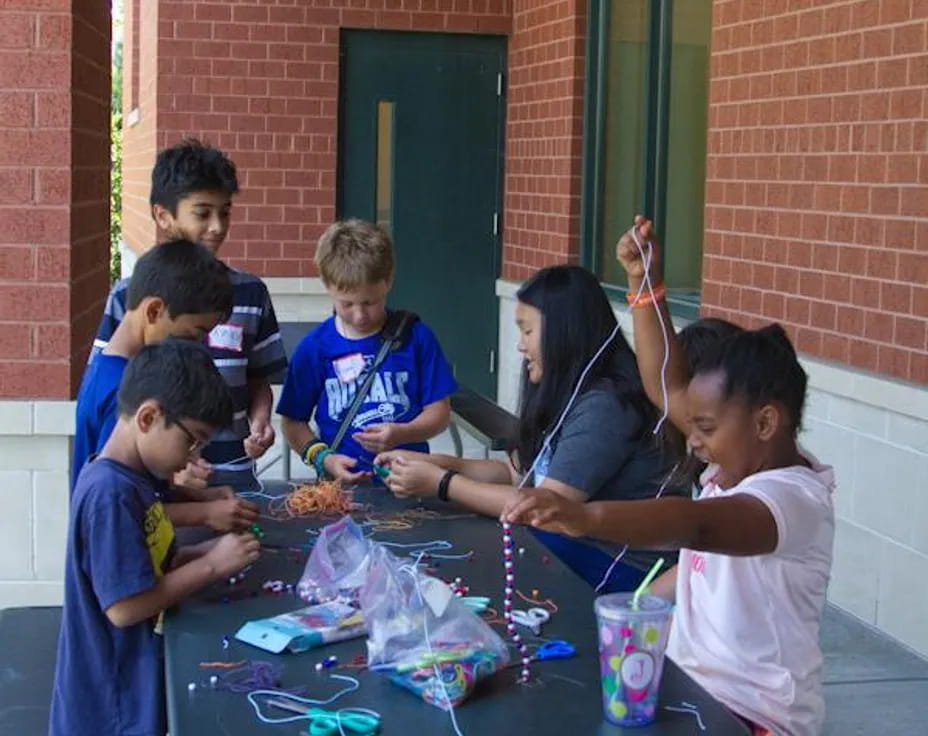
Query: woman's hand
xmin=382 ymin=455 xmax=444 ymax=499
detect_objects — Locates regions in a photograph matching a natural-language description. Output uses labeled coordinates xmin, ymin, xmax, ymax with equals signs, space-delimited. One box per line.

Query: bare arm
xmin=280 ymin=415 xmax=317 ymax=456
xmin=616 ymin=218 xmax=691 ymax=433
xmin=377 ymin=449 xmax=515 ymax=484
xmin=247 ymin=379 xmax=274 ymax=427
xmin=393 ymin=398 xmax=451 ymax=444
xmin=648 ymin=565 xmax=678 ymax=602
xmin=381 ymin=454 xmax=586 ymax=519
xmin=105 ymin=533 xmax=259 ymax=628
xmin=446 ymin=474 xmax=586 ymax=519
xmin=502 ymin=489 xmax=778 ymax=557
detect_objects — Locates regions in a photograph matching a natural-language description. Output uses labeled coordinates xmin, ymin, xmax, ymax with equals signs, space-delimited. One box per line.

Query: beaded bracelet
xmin=304 ymin=441 xmax=328 ymax=466
xmin=627 ymin=283 xmax=666 ymax=309
xmin=313 ymin=448 xmax=333 ymax=478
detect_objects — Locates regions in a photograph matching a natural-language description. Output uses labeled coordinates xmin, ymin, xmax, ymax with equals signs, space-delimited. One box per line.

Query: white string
xmin=628 ymin=226 xmax=672 ymax=435
xmin=245 ymin=674 xmax=368 ymax=735
xmin=593 ymin=460 xmax=679 ymax=593
xmin=402 ymin=552 xmax=465 ymax=736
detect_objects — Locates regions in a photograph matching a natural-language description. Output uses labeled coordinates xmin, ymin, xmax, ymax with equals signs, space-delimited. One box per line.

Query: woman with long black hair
xmin=376 ymin=265 xmax=685 ymax=591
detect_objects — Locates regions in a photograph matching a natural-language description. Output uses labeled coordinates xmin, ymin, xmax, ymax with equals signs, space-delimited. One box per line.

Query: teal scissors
xmin=266 ymin=699 xmax=380 ymax=735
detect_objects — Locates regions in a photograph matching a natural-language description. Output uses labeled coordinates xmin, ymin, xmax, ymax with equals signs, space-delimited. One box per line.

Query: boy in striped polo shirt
xmin=90 ymin=140 xmax=287 ymax=492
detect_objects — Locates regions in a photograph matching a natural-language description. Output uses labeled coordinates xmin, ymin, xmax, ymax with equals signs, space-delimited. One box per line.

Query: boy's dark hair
xmin=514 ymin=265 xmax=660 ymax=472
xmin=695 ymin=323 xmax=807 ymax=434
xmin=678 ymin=318 xmax=743 ymax=376
xmin=118 ymin=339 xmax=234 ymax=430
xmin=150 ymin=139 xmax=239 ymax=214
xmin=126 ymin=239 xmax=233 ymax=320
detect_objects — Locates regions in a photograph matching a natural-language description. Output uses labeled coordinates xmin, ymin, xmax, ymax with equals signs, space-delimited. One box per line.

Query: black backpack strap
xmin=328 ymin=310 xmax=420 ymax=455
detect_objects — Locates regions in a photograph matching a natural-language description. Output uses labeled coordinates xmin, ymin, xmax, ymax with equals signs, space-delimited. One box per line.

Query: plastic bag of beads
xmin=359 ymin=544 xmax=509 ymax=710
xmin=296 ymin=516 xmax=372 ymax=604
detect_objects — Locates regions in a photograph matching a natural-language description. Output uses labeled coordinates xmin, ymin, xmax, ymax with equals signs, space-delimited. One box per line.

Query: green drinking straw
xmin=632 ymin=557 xmax=665 ymax=610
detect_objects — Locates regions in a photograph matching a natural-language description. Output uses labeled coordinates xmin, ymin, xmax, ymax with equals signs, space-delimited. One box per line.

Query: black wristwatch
xmin=437 ymin=470 xmax=459 ymax=502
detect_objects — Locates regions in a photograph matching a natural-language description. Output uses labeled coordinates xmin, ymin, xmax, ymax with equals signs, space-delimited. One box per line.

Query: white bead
xmin=209 ymin=675 xmax=218 ymax=686
xmin=315 ymin=662 xmax=324 ymax=672
xmin=187 ymin=682 xmax=196 ymax=692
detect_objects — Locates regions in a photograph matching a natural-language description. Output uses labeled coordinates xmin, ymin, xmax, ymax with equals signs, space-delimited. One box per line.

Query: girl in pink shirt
xmin=502 ymin=217 xmax=834 ymax=736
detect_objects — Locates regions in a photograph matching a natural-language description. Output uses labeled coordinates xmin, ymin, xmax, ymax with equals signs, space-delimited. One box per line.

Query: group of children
xmin=53 ymin=142 xmax=834 ymax=736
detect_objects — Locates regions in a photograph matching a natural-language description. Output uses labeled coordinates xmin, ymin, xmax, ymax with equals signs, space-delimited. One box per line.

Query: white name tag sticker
xmin=208 ymin=323 xmax=245 ymax=352
xmin=334 ymin=353 xmax=366 ymax=384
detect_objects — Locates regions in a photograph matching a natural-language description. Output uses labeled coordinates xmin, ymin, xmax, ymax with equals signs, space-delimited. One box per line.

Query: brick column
xmin=0 ymin=0 xmax=111 ymax=399
xmin=502 ymin=0 xmax=588 ymax=281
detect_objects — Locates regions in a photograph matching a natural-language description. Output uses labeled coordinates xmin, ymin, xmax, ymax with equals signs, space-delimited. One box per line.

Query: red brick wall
xmin=121 ymin=0 xmax=159 ymax=254
xmin=0 ymin=0 xmax=110 ymax=399
xmin=702 ymin=0 xmax=928 ymax=384
xmin=121 ymin=0 xmax=511 ymax=276
xmin=501 ymin=0 xmax=587 ymax=281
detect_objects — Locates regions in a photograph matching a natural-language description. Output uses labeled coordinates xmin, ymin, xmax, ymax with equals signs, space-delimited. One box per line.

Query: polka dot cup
xmin=594 ymin=593 xmax=672 ymax=727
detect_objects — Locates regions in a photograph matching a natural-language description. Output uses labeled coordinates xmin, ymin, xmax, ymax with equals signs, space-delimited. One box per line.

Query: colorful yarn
xmin=267 ymin=481 xmax=353 ymax=519
xmin=389 ymin=649 xmax=505 ymax=710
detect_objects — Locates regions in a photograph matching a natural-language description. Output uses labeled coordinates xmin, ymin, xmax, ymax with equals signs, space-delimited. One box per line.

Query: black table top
xmin=0 ymin=606 xmax=61 ymax=733
xmin=165 ymin=483 xmax=749 ymax=735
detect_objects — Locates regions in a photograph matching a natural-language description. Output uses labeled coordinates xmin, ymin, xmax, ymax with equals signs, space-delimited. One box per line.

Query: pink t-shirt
xmin=666 ymin=453 xmax=835 ymax=736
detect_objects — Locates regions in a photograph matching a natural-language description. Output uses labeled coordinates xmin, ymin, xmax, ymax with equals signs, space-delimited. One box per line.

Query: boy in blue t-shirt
xmin=90 ymin=140 xmax=288 ymax=492
xmin=277 ymin=219 xmax=457 ymax=481
xmin=73 ymin=240 xmax=258 ymax=532
xmin=51 ymin=341 xmax=261 ymax=736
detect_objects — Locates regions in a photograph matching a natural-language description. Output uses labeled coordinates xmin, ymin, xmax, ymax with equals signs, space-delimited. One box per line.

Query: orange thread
xmin=199 ymin=660 xmax=246 ymax=669
xmin=267 ymin=480 xmax=352 ymax=519
xmin=515 ymin=589 xmax=558 ymax=613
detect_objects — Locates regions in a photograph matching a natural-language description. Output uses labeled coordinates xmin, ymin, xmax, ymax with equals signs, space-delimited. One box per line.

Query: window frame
xmin=579 ymin=0 xmax=700 ymax=320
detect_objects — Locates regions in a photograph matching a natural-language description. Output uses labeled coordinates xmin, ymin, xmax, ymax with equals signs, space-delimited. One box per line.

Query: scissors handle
xmin=307 ymin=707 xmax=380 ymax=736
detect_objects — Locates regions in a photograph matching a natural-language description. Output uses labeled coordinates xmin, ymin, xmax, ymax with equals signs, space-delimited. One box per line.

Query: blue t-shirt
xmin=71 ymin=354 xmax=129 ymax=491
xmin=276 ymin=315 xmax=457 ymax=468
xmin=50 ymin=458 xmax=177 ymax=736
xmin=90 ymin=270 xmax=288 ymax=491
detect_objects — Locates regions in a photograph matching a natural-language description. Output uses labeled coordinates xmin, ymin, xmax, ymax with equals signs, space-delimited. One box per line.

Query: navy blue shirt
xmin=90 ymin=269 xmax=288 ymax=490
xmin=276 ymin=315 xmax=457 ymax=469
xmin=71 ymin=354 xmax=129 ymax=491
xmin=50 ymin=458 xmax=177 ymax=736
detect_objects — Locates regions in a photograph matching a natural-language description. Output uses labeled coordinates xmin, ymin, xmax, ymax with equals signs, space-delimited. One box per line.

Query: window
xmin=582 ymin=0 xmax=712 ymax=311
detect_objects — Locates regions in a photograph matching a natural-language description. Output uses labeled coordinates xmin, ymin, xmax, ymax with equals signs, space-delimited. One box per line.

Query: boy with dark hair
xmin=51 ymin=340 xmax=261 ymax=736
xmin=73 ymin=239 xmax=257 ymax=531
xmin=91 ymin=139 xmax=288 ymax=492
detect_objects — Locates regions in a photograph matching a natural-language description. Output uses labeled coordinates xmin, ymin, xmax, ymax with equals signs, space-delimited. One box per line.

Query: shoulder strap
xmin=328 ymin=310 xmax=420 ymax=454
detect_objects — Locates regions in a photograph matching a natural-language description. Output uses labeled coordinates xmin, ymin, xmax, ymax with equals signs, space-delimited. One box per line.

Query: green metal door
xmin=339 ymin=30 xmax=506 ymax=398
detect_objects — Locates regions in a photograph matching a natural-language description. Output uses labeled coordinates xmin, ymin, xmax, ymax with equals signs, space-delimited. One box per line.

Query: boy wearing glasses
xmin=51 ymin=340 xmax=261 ymax=736
xmin=72 ymin=240 xmax=258 ymax=531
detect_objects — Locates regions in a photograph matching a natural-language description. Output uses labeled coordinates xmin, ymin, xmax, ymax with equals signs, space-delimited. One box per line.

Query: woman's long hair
xmin=513 ymin=265 xmax=659 ymax=473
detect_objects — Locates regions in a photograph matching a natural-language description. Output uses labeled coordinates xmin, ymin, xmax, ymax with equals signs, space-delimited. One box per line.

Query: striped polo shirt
xmin=89 ymin=269 xmax=288 ymax=491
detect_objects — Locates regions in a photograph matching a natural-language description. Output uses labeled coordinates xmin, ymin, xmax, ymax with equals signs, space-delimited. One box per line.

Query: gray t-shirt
xmin=533 ymin=386 xmax=683 ymax=570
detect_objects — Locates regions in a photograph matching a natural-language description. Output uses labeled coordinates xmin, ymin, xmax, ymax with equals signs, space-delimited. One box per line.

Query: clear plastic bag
xmin=359 ymin=544 xmax=509 ymax=709
xmin=296 ymin=516 xmax=372 ymax=604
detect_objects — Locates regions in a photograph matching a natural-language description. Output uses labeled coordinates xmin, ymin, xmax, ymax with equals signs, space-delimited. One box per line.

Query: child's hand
xmin=244 ymin=420 xmax=275 ymax=459
xmin=172 ymin=458 xmax=212 ymax=492
xmin=204 ymin=497 xmax=259 ymax=532
xmin=500 ymin=488 xmax=591 ymax=538
xmin=353 ymin=423 xmax=403 ymax=454
xmin=374 ymin=449 xmax=431 ymax=467
xmin=205 ymin=532 xmax=261 ymax=579
xmin=322 ymin=453 xmax=371 ymax=483
xmin=615 ymin=215 xmax=661 ymax=286
xmin=382 ymin=455 xmax=444 ymax=499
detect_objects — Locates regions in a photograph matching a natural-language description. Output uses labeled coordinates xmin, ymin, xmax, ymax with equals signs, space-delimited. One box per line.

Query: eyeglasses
xmin=174 ymin=417 xmax=208 ymax=454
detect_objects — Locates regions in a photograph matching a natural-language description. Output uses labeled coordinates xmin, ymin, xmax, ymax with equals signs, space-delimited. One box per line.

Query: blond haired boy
xmin=277 ymin=220 xmax=457 ymax=481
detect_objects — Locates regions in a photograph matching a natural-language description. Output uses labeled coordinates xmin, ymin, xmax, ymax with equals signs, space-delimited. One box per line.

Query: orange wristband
xmin=627 ymin=283 xmax=665 ymax=308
